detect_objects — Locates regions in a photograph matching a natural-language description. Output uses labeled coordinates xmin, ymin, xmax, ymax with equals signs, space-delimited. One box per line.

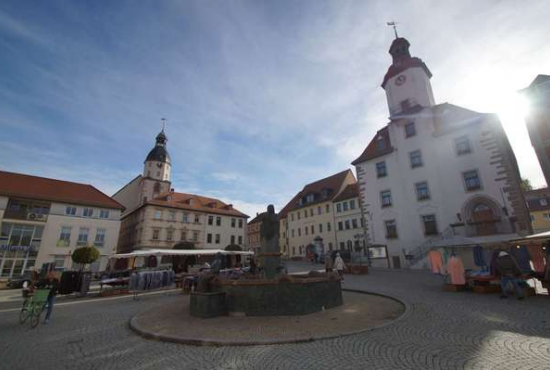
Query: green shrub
xmin=71 ymin=245 xmax=100 ymax=266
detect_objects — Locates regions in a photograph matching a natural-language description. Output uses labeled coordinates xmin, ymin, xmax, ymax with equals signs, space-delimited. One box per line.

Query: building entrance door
xmin=472 ymin=203 xmax=498 ymax=236
xmin=392 ymin=256 xmax=401 ymax=269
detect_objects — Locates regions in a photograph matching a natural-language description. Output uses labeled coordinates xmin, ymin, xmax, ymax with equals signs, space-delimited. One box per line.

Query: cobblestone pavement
xmin=1 ymin=263 xmax=549 ymax=370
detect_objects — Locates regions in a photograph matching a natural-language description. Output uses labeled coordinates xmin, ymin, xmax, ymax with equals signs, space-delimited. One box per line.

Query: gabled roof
xmin=278 ymin=170 xmax=353 ymax=217
xmin=351 ymin=126 xmax=394 ymax=165
xmin=143 ymin=191 xmax=248 ymax=218
xmin=333 ymin=183 xmax=359 ymax=202
xmin=0 ymin=170 xmax=124 ymax=210
xmin=249 ymin=212 xmax=267 ymax=224
xmin=519 ymin=74 xmax=550 ymax=93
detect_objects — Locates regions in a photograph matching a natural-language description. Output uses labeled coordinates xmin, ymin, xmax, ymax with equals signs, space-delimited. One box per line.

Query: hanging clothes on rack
xmin=447 ymin=255 xmax=466 ymax=285
xmin=527 ymin=245 xmax=546 ymax=273
xmin=510 ymin=246 xmax=532 ymax=272
xmin=427 ymin=250 xmax=445 ymax=274
xmin=473 ymin=245 xmax=486 ymax=268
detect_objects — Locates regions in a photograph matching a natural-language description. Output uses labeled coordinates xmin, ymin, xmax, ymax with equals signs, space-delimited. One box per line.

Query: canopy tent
xmin=110 ymin=248 xmax=254 ymax=259
xmin=508 ymin=230 xmax=550 ymax=244
xmin=420 ymin=233 xmax=523 ymax=249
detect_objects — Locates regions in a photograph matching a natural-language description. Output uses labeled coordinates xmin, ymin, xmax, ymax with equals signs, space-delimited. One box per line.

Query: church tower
xmin=141 ymin=129 xmax=172 ymax=203
xmin=381 ymin=37 xmax=435 ymax=117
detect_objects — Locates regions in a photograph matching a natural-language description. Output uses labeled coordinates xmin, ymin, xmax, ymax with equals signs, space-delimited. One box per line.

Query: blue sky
xmin=1 ymin=1 xmax=549 ymax=217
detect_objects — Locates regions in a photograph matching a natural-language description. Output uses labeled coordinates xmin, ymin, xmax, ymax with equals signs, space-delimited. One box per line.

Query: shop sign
xmin=0 ymin=244 xmax=36 ymax=252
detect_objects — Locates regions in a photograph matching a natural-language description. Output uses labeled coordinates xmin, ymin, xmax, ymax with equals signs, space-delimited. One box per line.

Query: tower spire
xmin=161 ymin=117 xmax=166 ymax=132
xmin=387 ymin=21 xmax=399 ymax=39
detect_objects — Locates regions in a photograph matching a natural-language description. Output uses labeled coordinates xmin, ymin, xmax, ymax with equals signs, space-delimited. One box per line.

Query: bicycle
xmin=19 ymin=289 xmax=50 ymax=328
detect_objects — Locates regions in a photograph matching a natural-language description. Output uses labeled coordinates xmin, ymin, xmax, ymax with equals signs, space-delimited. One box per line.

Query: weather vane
xmin=387 ymin=21 xmax=399 ymax=39
xmin=161 ymin=117 xmax=167 ymax=131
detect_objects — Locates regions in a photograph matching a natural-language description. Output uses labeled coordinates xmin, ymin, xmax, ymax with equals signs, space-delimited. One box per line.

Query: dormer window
xmin=306 ymin=194 xmax=314 ymax=203
xmin=405 ymin=121 xmax=416 ymax=138
xmin=377 ymin=136 xmax=385 ymax=150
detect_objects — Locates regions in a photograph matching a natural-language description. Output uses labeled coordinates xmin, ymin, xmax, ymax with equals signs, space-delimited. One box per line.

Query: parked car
xmin=6 ymin=271 xmax=33 ymax=289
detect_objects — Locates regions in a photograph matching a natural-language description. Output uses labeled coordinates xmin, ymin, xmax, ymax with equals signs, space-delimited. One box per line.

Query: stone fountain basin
xmin=217 ymin=275 xmax=342 ymax=316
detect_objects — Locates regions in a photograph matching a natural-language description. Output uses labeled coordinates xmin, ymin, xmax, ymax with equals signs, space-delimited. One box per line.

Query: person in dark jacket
xmin=38 ymin=272 xmax=60 ymax=324
xmin=495 ymin=251 xmax=524 ymax=300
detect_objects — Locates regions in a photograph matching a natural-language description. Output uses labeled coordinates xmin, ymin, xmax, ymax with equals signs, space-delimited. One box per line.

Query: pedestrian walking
xmin=495 ymin=251 xmax=524 ymax=300
xmin=38 ymin=271 xmax=60 ymax=324
xmin=334 ymin=253 xmax=346 ymax=281
xmin=324 ymin=252 xmax=333 ymax=273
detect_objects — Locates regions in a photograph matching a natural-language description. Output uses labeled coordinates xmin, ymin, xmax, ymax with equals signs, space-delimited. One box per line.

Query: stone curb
xmin=128 ymin=288 xmax=411 ymax=347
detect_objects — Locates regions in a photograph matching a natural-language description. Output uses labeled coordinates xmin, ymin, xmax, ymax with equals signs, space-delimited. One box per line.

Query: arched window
xmin=471 ymin=202 xmax=497 ymax=236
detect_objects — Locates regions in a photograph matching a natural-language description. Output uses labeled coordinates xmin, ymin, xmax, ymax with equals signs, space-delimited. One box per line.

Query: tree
xmin=71 ymin=245 xmax=100 ymax=271
xmin=520 ymin=178 xmax=533 ymax=192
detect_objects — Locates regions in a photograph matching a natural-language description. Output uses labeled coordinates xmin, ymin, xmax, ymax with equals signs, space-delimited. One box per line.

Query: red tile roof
xmin=351 ymin=126 xmax=394 ymax=165
xmin=333 ymin=183 xmax=360 ymax=202
xmin=278 ymin=170 xmax=353 ymax=218
xmin=525 ymin=188 xmax=550 ymax=211
xmin=0 ymin=170 xmax=124 ymax=210
xmin=249 ymin=212 xmax=267 ymax=224
xmin=145 ymin=191 xmax=249 ymax=218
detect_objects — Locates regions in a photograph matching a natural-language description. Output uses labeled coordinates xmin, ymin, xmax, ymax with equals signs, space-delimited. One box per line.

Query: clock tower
xmin=141 ymin=129 xmax=172 ymax=203
xmin=381 ymin=37 xmax=435 ymax=117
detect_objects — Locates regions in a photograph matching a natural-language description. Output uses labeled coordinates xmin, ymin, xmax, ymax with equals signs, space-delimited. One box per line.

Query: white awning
xmin=109 ymin=248 xmax=254 ymax=259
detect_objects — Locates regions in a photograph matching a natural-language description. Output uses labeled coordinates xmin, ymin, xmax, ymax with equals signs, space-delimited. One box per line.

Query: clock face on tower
xmin=395 ymin=75 xmax=407 ymax=86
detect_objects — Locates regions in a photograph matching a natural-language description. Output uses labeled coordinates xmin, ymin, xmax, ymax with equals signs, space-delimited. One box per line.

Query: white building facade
xmin=0 ymin=171 xmax=123 ymax=279
xmin=352 ymin=37 xmax=531 ymax=269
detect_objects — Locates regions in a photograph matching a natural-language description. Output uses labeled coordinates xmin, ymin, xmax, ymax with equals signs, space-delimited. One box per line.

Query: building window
xmin=336 ymin=204 xmax=342 ymax=213
xmin=410 ymin=150 xmax=423 ymax=168
xmin=415 ymin=182 xmax=430 ymax=200
xmin=543 ymin=213 xmax=550 ymax=220
xmin=291 ymin=229 xmax=295 ymax=237
xmin=327 ymin=222 xmax=331 ymax=232
xmin=455 ymin=136 xmax=471 ymax=155
xmin=304 ymin=210 xmax=307 ymax=219
xmin=338 ymin=222 xmax=343 ymax=231
xmin=540 ymin=199 xmax=548 ymax=206
xmin=463 ymin=170 xmax=482 ymax=191
xmin=339 ymin=242 xmax=345 ymax=250
xmin=166 ymin=229 xmax=173 ymax=241
xmin=310 ymin=208 xmax=314 ymax=216
xmin=422 ymin=215 xmax=438 ymax=235
xmin=54 ymin=255 xmax=65 ymax=268
xmin=238 ymin=219 xmax=243 ymax=228
xmin=215 ymin=234 xmax=220 ymax=244
xmin=291 ymin=213 xmax=294 ymax=221
xmin=192 ymin=231 xmax=199 ymax=241
xmin=182 ymin=213 xmax=189 ymax=223
xmin=238 ymin=236 xmax=243 ymax=245
xmin=99 ymin=210 xmax=109 ymax=219
xmin=306 ymin=194 xmax=314 ymax=203
xmin=328 ymin=243 xmax=333 ymax=251
xmin=58 ymin=227 xmax=71 ymax=247
xmin=77 ymin=228 xmax=89 ymax=246
xmin=65 ymin=207 xmax=76 ymax=216
xmin=298 ymin=228 xmax=301 ymax=237
xmin=152 ymin=229 xmax=160 ymax=240
xmin=180 ymin=230 xmax=187 ymax=241
xmin=326 ymin=204 xmax=330 ymax=213
xmin=377 ymin=136 xmax=385 ymax=150
xmin=154 ymin=210 xmax=162 ymax=220
xmin=310 ymin=225 xmax=314 ymax=234
xmin=352 ymin=219 xmax=358 ymax=229
xmin=207 ymin=233 xmax=213 ymax=243
xmin=381 ymin=190 xmax=392 ymax=207
xmin=318 ymin=206 xmax=322 ymax=215
xmin=385 ymin=220 xmax=397 ymax=239
xmin=319 ymin=224 xmax=323 ymax=233
xmin=349 ymin=200 xmax=356 ymax=209
xmin=343 ymin=202 xmax=348 ymax=211
xmin=376 ymin=162 xmax=387 ymax=178
xmin=231 ymin=235 xmax=235 ymax=244
xmin=231 ymin=218 xmax=236 ymax=228
xmin=530 ymin=215 xmax=535 ymax=222
xmin=345 ymin=220 xmax=350 ymax=230
xmin=94 ymin=228 xmax=106 ymax=247
xmin=208 ymin=215 xmax=214 ymax=225
xmin=405 ymin=121 xmax=416 ymax=138
xmin=168 ymin=211 xmax=176 ymax=221
xmin=195 ymin=215 xmax=201 ymax=224
xmin=83 ymin=208 xmax=94 ymax=218
xmin=292 ymin=246 xmax=296 ymax=255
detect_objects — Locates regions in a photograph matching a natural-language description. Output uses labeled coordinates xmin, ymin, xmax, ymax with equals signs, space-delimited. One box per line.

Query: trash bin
xmin=79 ymin=271 xmax=92 ymax=297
